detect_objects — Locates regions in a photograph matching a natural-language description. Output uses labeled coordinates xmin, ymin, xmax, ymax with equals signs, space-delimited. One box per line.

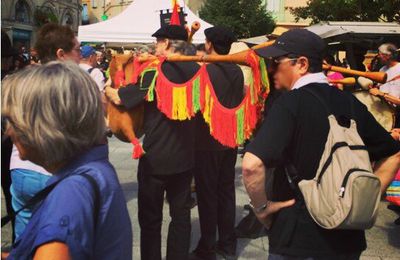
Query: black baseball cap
xmin=256 ymin=29 xmax=325 ymax=60
xmin=205 ymin=26 xmax=237 ymax=48
xmin=152 ymin=25 xmax=188 ymax=41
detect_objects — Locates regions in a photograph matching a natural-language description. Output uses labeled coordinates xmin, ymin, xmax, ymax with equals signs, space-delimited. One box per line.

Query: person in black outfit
xmin=1 ymin=30 xmax=16 ymax=243
xmin=242 ymin=29 xmax=400 ymax=259
xmin=105 ymin=25 xmax=200 ymax=260
xmin=190 ymin=26 xmax=242 ymax=260
xmin=235 ymin=59 xmax=285 ymax=239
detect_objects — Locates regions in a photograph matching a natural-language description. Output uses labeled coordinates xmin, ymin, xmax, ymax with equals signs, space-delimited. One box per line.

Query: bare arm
xmin=373 ymin=151 xmax=400 ymax=193
xmin=104 ymin=86 xmax=122 ymax=105
xmin=242 ymin=152 xmax=295 ymax=228
xmin=33 ymin=242 xmax=71 ymax=260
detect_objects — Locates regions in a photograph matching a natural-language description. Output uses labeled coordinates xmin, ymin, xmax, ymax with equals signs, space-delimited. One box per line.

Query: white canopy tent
xmin=78 ymin=0 xmax=212 ymax=44
xmin=306 ymin=21 xmax=400 ymax=39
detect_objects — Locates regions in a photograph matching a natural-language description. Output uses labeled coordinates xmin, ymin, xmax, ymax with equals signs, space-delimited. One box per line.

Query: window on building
xmin=15 ymin=0 xmax=30 ymax=23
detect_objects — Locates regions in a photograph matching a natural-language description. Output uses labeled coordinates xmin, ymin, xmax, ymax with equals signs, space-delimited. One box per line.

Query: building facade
xmin=81 ymin=0 xmax=206 ymax=24
xmin=81 ymin=0 xmax=133 ymax=24
xmin=1 ymin=0 xmax=81 ymax=49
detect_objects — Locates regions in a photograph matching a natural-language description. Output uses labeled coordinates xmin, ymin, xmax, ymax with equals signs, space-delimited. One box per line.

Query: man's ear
xmin=297 ymin=57 xmax=310 ymax=75
xmin=205 ymin=40 xmax=213 ymax=54
xmin=56 ymin=48 xmax=65 ymax=60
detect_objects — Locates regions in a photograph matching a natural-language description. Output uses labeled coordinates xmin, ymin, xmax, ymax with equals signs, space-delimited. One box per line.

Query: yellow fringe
xmin=172 ymin=87 xmax=188 ymax=120
xmin=203 ymin=85 xmax=214 ymax=133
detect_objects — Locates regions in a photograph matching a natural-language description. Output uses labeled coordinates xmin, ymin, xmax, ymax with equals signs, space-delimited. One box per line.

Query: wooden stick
xmin=188 ymin=21 xmax=200 ymax=43
xmin=137 ymin=40 xmax=387 ymax=83
xmin=328 ymin=77 xmax=356 ymax=85
xmin=323 ymin=64 xmax=387 ymax=84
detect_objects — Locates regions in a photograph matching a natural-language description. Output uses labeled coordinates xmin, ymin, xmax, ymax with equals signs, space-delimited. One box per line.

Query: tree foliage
xmin=289 ymin=0 xmax=400 ymax=24
xmin=200 ymin=0 xmax=276 ymax=38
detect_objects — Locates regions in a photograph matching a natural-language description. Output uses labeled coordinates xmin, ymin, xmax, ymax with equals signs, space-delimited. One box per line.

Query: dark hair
xmin=196 ymin=44 xmax=206 ymax=52
xmin=35 ymin=23 xmax=76 ymax=63
xmin=308 ymin=59 xmax=323 ymax=73
xmin=213 ymin=43 xmax=231 ymax=55
xmin=324 ymin=54 xmax=336 ymax=66
xmin=184 ymin=44 xmax=197 ymax=55
xmin=287 ymin=54 xmax=322 ymax=73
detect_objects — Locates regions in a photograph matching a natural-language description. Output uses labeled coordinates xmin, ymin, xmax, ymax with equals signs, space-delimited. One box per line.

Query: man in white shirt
xmin=377 ymin=43 xmax=400 ymax=98
xmin=79 ymin=45 xmax=105 ymax=92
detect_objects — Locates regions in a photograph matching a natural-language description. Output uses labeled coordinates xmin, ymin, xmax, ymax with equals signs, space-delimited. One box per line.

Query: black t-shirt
xmin=195 ymin=62 xmax=244 ymax=151
xmin=119 ymin=61 xmax=200 ymax=175
xmin=247 ymin=83 xmax=400 ymax=256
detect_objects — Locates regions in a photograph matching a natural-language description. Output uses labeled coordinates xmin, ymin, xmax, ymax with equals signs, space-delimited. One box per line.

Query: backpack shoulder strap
xmin=87 ymin=67 xmax=95 ymax=74
xmin=1 ymin=173 xmax=101 ymax=229
xmin=1 ymin=178 xmax=62 ymax=227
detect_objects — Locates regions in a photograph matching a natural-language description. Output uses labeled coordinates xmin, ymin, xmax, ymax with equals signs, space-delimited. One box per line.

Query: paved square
xmin=2 ymin=137 xmax=400 ymax=259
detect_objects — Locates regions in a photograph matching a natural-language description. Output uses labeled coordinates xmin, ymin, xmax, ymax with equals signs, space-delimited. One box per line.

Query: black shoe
xmin=243 ymin=204 xmax=251 ymax=211
xmin=388 ymin=204 xmax=400 ymax=213
xmin=189 ymin=249 xmax=216 ymax=260
xmin=105 ymin=128 xmax=113 ymax=137
xmin=215 ymin=247 xmax=236 ymax=260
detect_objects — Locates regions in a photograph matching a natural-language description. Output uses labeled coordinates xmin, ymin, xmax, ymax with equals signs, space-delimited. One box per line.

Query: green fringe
xmin=140 ymin=68 xmax=158 ymax=101
xmin=192 ymin=76 xmax=201 ymax=113
xmin=236 ymin=106 xmax=244 ymax=145
xmin=248 ymin=72 xmax=255 ymax=104
xmin=259 ymin=58 xmax=268 ymax=88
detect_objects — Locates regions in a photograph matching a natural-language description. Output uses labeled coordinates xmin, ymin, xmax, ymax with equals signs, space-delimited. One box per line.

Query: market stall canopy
xmin=78 ymin=0 xmax=212 ymax=44
xmin=306 ymin=21 xmax=400 ymax=48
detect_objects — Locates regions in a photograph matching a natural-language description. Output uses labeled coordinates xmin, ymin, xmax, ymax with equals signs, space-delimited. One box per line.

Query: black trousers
xmin=1 ymin=136 xmax=14 ymax=242
xmin=268 ymin=252 xmax=361 ymax=260
xmin=194 ymin=149 xmax=237 ymax=255
xmin=138 ymin=163 xmax=192 ymax=260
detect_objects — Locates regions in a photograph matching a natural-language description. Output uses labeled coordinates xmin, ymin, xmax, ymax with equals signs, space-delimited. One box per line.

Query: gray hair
xmin=138 ymin=46 xmax=150 ymax=54
xmin=2 ymin=61 xmax=105 ymax=168
xmin=378 ymin=43 xmax=398 ymax=56
xmin=168 ymin=39 xmax=190 ymax=54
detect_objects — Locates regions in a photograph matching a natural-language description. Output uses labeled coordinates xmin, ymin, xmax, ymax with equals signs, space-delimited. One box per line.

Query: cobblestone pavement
xmin=2 ymin=137 xmax=400 ymax=259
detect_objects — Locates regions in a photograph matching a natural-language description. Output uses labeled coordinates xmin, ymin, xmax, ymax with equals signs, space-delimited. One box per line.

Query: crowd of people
xmin=1 ymin=21 xmax=399 ymax=260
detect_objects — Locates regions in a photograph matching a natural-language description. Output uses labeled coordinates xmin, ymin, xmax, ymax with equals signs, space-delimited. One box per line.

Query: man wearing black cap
xmin=242 ymin=29 xmax=400 ymax=259
xmin=191 ymin=26 xmax=243 ymax=260
xmin=105 ymin=25 xmax=200 ymax=260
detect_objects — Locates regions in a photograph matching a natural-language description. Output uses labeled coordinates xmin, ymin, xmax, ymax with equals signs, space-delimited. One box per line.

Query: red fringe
xmin=114 ymin=70 xmax=126 ymax=87
xmin=131 ymin=138 xmax=145 ymax=159
xmin=116 ymin=55 xmax=267 ymax=148
xmin=155 ymin=75 xmax=173 ymax=118
xmin=130 ymin=59 xmax=155 ymax=85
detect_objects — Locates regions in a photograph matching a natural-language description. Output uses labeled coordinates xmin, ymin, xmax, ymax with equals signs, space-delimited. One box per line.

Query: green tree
xmin=199 ymin=0 xmax=276 ymax=38
xmin=289 ymin=0 xmax=400 ymax=24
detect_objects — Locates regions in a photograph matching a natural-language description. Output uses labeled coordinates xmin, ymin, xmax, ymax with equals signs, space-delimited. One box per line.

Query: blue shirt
xmin=8 ymin=145 xmax=132 ymax=260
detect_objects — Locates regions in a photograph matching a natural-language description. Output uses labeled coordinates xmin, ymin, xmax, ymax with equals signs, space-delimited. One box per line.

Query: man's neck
xmin=80 ymin=60 xmax=92 ymax=67
xmin=289 ymin=73 xmax=310 ymax=90
xmin=208 ymin=49 xmax=218 ymax=56
xmin=389 ymin=61 xmax=399 ymax=68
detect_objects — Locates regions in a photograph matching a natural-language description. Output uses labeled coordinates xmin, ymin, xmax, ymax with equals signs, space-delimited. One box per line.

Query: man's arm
xmin=92 ymin=69 xmax=106 ymax=92
xmin=104 ymin=85 xmax=121 ymax=105
xmin=105 ymin=71 xmax=156 ymax=109
xmin=33 ymin=242 xmax=70 ymax=260
xmin=373 ymin=151 xmax=400 ymax=193
xmin=242 ymin=152 xmax=295 ymax=228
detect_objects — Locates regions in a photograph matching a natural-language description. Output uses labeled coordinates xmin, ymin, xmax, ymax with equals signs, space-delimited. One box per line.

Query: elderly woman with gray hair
xmin=2 ymin=61 xmax=132 ymax=260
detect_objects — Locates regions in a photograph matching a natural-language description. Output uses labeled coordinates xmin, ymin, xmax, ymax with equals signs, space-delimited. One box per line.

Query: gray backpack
xmin=294 ymin=88 xmax=381 ymax=230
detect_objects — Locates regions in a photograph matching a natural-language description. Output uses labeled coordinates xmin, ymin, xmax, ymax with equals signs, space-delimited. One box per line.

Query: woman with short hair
xmin=2 ymin=61 xmax=132 ymax=260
